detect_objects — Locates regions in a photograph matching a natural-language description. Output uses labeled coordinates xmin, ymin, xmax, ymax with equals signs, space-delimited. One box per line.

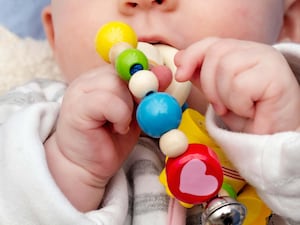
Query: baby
xmin=0 ymin=0 xmax=300 ymax=225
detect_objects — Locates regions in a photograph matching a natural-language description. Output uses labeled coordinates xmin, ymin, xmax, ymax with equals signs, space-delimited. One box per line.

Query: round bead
xmin=136 ymin=92 xmax=182 ymax=138
xmin=95 ymin=21 xmax=137 ymax=62
xmin=165 ymin=144 xmax=224 ymax=204
xmin=159 ymin=129 xmax=188 ymax=157
xmin=115 ymin=48 xmax=149 ymax=81
xmin=128 ymin=70 xmax=159 ymax=99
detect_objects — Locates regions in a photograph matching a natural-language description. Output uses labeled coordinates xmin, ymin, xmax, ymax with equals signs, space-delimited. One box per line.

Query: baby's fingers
xmin=175 ymin=38 xmax=220 ymax=84
xmin=212 ymin=55 xmax=262 ymax=118
xmin=201 ymin=41 xmax=271 ymax=118
xmin=79 ymin=91 xmax=133 ymax=134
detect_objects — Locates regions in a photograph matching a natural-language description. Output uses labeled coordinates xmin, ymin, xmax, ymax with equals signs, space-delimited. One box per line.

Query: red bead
xmin=165 ymin=144 xmax=223 ymax=204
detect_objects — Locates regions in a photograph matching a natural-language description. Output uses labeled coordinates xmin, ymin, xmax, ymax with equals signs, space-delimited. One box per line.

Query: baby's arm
xmin=175 ymin=38 xmax=300 ymax=134
xmin=44 ymin=66 xmax=140 ymax=212
xmin=175 ymin=39 xmax=300 ymax=223
xmin=0 ymin=78 xmax=134 ymax=224
xmin=44 ymin=64 xmax=172 ymax=212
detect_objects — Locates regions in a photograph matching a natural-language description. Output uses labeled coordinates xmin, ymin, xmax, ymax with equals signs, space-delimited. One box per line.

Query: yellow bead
xmin=95 ymin=21 xmax=138 ymax=62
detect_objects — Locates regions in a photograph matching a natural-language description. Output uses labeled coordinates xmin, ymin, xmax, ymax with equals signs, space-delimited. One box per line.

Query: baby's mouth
xmin=138 ymin=35 xmax=173 ymax=47
xmin=137 ymin=35 xmax=180 ymax=75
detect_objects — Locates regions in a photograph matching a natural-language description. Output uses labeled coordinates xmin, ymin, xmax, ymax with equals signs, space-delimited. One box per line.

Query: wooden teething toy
xmin=95 ymin=21 xmax=270 ymax=225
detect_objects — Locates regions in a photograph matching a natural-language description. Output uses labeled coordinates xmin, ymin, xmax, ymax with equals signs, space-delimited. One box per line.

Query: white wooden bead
xmin=109 ymin=42 xmax=132 ymax=65
xmin=159 ymin=129 xmax=188 ymax=157
xmin=128 ymin=70 xmax=159 ymax=99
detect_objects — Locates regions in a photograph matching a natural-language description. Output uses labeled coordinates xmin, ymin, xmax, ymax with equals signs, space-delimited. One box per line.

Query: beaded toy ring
xmin=95 ymin=21 xmax=271 ymax=225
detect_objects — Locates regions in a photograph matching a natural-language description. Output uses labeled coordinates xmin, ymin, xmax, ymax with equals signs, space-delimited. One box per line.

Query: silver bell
xmin=201 ymin=196 xmax=246 ymax=225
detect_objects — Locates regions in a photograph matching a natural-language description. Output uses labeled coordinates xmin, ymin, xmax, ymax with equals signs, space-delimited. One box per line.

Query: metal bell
xmin=202 ymin=196 xmax=247 ymax=225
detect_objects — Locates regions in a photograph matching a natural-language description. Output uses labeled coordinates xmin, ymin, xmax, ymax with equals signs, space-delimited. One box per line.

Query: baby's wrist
xmin=44 ymin=134 xmax=107 ymax=212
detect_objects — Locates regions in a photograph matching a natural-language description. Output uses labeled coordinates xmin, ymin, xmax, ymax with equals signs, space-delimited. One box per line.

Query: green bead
xmin=221 ymin=182 xmax=237 ymax=199
xmin=115 ymin=49 xmax=149 ymax=81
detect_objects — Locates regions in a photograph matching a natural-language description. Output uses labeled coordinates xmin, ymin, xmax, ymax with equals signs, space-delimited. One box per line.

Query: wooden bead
xmin=95 ymin=21 xmax=137 ymax=62
xmin=164 ymin=144 xmax=224 ymax=204
xmin=115 ymin=48 xmax=149 ymax=81
xmin=137 ymin=93 xmax=182 ymax=138
xmin=129 ymin=70 xmax=159 ymax=99
xmin=159 ymin=129 xmax=188 ymax=157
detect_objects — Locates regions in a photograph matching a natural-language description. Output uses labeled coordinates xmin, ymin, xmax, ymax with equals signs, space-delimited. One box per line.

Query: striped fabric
xmin=0 ymin=78 xmax=284 ymax=225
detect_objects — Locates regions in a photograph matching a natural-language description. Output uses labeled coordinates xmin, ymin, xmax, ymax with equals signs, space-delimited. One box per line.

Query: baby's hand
xmin=175 ymin=38 xmax=300 ymax=134
xmin=45 ymin=65 xmax=140 ymax=211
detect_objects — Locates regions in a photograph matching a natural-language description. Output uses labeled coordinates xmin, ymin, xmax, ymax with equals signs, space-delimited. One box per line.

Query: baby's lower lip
xmin=138 ymin=37 xmax=170 ymax=47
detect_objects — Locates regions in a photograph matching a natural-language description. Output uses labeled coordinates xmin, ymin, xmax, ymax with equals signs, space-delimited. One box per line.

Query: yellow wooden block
xmin=179 ymin=108 xmax=246 ymax=192
xmin=237 ymin=185 xmax=271 ymax=225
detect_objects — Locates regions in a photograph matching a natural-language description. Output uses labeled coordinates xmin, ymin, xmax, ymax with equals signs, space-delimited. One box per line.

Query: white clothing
xmin=1 ymin=26 xmax=300 ymax=225
xmin=206 ymin=43 xmax=300 ymax=225
xmin=0 ymin=79 xmax=186 ymax=225
xmin=0 ymin=25 xmax=186 ymax=225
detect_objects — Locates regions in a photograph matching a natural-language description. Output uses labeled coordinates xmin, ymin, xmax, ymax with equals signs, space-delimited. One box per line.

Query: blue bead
xmin=130 ymin=64 xmax=144 ymax=75
xmin=181 ymin=102 xmax=189 ymax=112
xmin=136 ymin=92 xmax=182 ymax=138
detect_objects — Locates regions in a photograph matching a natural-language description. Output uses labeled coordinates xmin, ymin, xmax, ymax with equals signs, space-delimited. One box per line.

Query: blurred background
xmin=0 ymin=0 xmax=50 ymax=39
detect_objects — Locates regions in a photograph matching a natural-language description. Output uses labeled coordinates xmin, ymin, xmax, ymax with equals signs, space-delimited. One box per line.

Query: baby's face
xmin=44 ymin=0 xmax=287 ymax=82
